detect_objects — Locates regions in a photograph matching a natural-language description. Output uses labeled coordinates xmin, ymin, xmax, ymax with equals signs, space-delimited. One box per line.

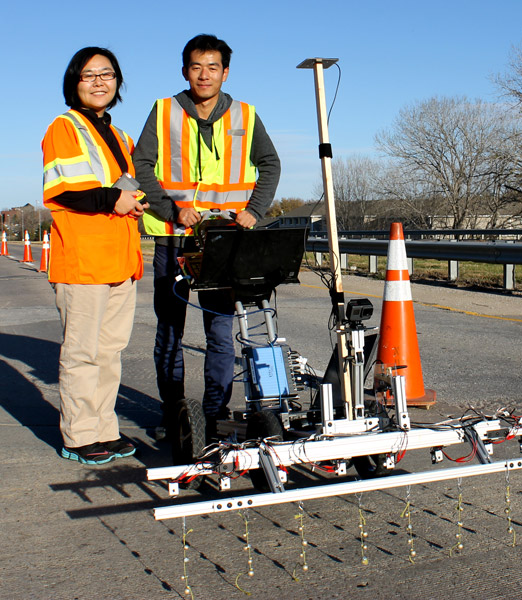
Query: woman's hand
xmin=114 ymin=190 xmax=149 ymax=218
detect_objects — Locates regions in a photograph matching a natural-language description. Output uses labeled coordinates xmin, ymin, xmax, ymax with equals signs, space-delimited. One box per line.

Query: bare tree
xmin=373 ymin=161 xmax=444 ymax=229
xmin=488 ymin=44 xmax=522 ymax=224
xmin=376 ymin=96 xmax=522 ymax=229
xmin=494 ymin=44 xmax=522 ymax=108
xmin=266 ymin=197 xmax=304 ymax=217
xmin=328 ymin=156 xmax=383 ymax=230
xmin=480 ymin=128 xmax=522 ymax=228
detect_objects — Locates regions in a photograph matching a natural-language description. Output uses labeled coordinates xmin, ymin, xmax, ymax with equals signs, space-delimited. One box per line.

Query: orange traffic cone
xmin=1 ymin=231 xmax=8 ymax=256
xmin=375 ymin=222 xmax=436 ymax=408
xmin=39 ymin=230 xmax=50 ymax=272
xmin=20 ymin=230 xmax=34 ymax=263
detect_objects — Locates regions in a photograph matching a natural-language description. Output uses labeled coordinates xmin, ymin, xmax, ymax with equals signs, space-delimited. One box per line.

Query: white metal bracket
xmin=219 ymin=476 xmax=231 ymax=491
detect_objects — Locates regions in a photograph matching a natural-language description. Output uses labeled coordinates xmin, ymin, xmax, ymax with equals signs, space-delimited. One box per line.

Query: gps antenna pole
xmin=297 ymin=58 xmax=354 ymax=420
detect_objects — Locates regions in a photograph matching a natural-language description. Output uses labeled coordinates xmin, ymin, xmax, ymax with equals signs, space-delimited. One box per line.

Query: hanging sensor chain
xmin=401 ymin=486 xmax=416 ymax=563
xmin=181 ymin=517 xmax=194 ymax=599
xmin=292 ymin=502 xmax=309 ymax=580
xmin=505 ymin=467 xmax=516 ymax=547
xmin=235 ymin=510 xmax=255 ymax=594
xmin=450 ymin=479 xmax=465 ymax=557
xmin=357 ymin=493 xmax=370 ymax=565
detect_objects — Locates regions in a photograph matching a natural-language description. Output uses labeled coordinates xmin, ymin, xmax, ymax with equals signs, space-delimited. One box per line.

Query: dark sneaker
xmin=102 ymin=438 xmax=136 ymax=458
xmin=62 ymin=443 xmax=114 ymax=465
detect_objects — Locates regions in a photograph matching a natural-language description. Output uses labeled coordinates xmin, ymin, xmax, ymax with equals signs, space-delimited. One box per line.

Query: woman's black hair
xmin=63 ymin=47 xmax=124 ymax=110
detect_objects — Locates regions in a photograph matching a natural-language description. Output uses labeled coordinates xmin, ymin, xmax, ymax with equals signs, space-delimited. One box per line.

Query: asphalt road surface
xmin=2 ymin=242 xmax=522 ymax=599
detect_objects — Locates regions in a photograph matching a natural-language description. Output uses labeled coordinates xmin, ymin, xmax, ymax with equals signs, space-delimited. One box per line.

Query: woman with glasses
xmin=42 ymin=47 xmax=149 ymax=465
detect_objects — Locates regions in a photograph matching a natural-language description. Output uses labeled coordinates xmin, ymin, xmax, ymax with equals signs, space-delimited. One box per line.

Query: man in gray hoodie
xmin=133 ymin=34 xmax=280 ymax=441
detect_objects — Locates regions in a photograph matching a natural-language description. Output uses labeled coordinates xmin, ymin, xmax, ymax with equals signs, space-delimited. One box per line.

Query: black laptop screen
xmin=190 ymin=227 xmax=306 ymax=291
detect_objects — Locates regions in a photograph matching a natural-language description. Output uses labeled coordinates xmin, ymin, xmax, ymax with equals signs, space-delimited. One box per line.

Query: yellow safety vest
xmin=143 ymin=98 xmax=257 ymax=236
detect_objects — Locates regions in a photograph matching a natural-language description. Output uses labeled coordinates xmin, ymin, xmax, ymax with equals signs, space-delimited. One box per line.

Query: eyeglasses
xmin=79 ymin=71 xmax=116 ymax=83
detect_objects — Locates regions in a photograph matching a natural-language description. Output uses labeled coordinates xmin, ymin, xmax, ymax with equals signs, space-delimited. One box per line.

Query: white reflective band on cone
xmin=383 ymin=280 xmax=413 ymax=302
xmin=387 ymin=239 xmax=409 ymax=270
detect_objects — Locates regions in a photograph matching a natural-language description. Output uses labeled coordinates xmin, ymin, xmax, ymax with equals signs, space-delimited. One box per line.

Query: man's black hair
xmin=63 ymin=47 xmax=124 ymax=110
xmin=182 ymin=34 xmax=233 ymax=69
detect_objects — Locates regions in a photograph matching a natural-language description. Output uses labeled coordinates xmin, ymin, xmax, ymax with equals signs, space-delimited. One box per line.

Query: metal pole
xmin=297 ymin=57 xmax=353 ymax=419
xmin=38 ymin=204 xmax=42 ymax=242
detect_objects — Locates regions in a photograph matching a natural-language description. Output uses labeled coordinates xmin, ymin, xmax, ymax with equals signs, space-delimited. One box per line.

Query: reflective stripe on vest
xmin=144 ymin=98 xmax=257 ymax=236
xmin=43 ymin=111 xmax=132 ymax=197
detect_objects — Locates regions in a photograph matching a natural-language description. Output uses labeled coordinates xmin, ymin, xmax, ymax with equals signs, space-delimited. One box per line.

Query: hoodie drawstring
xmin=193 ymin=122 xmax=220 ymax=208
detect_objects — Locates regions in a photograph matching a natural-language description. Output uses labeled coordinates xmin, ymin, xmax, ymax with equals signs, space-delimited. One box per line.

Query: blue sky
xmin=2 ymin=0 xmax=522 ymax=211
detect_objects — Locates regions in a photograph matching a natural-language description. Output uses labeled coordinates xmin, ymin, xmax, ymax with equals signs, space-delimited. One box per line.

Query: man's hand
xmin=177 ymin=207 xmax=202 ymax=228
xmin=235 ymin=210 xmax=256 ymax=229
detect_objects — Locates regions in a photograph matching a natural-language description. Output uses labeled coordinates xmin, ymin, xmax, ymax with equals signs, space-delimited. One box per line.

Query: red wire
xmin=441 ymin=439 xmax=477 ymax=463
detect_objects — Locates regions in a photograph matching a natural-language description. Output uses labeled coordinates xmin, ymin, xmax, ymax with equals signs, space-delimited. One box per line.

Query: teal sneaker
xmin=62 ymin=443 xmax=115 ymax=465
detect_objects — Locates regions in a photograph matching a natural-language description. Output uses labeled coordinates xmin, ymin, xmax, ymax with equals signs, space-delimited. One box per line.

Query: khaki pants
xmin=55 ymin=279 xmax=137 ymax=448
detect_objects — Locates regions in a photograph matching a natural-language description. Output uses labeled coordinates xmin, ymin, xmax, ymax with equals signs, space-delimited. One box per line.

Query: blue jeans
xmin=153 ymin=242 xmax=235 ymax=420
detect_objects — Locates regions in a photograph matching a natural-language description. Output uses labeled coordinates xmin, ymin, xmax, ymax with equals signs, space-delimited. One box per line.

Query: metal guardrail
xmin=313 ymin=229 xmax=522 ymax=240
xmin=140 ymin=233 xmax=521 ymax=290
xmin=307 ymin=237 xmax=522 ymax=290
xmin=307 ymin=238 xmax=522 ymax=265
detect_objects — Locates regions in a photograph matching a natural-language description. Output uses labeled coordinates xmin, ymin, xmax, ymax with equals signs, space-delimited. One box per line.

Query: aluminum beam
xmin=147 ymin=420 xmax=513 ymax=482
xmin=154 ymin=458 xmax=522 ymax=520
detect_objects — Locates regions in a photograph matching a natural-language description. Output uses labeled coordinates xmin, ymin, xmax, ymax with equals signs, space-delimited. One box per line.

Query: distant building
xmin=277 ymin=202 xmax=326 ymax=231
xmin=1 ymin=203 xmax=34 ymax=222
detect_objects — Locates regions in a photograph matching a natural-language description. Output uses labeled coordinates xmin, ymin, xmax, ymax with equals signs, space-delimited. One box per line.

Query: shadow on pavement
xmin=0 ymin=356 xmax=61 ymax=448
xmin=0 ymin=332 xmax=161 ymax=449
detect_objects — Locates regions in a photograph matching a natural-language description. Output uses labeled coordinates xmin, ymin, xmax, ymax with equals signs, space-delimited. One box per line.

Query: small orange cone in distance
xmin=1 ymin=231 xmax=8 ymax=256
xmin=39 ymin=230 xmax=50 ymax=272
xmin=375 ymin=222 xmax=436 ymax=408
xmin=21 ymin=230 xmax=34 ymax=263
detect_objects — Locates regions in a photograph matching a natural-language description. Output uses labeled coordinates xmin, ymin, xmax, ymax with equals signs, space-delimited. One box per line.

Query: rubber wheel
xmin=246 ymin=411 xmax=284 ymax=492
xmin=352 ymin=454 xmax=389 ymax=479
xmin=171 ymin=398 xmax=206 ymax=489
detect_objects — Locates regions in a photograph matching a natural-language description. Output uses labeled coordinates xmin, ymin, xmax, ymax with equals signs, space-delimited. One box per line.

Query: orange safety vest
xmin=42 ymin=110 xmax=143 ymax=284
xmin=143 ymin=97 xmax=257 ymax=236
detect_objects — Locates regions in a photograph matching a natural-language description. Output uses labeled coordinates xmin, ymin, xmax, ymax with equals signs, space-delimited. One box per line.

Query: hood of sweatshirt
xmin=173 ymin=90 xmax=234 ymax=181
xmin=174 ymin=90 xmax=233 ymax=125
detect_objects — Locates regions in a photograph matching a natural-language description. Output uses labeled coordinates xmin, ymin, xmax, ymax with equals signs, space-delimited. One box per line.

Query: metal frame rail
xmin=152 ymin=458 xmax=522 ymax=520
xmin=147 ymin=418 xmax=522 ymax=521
